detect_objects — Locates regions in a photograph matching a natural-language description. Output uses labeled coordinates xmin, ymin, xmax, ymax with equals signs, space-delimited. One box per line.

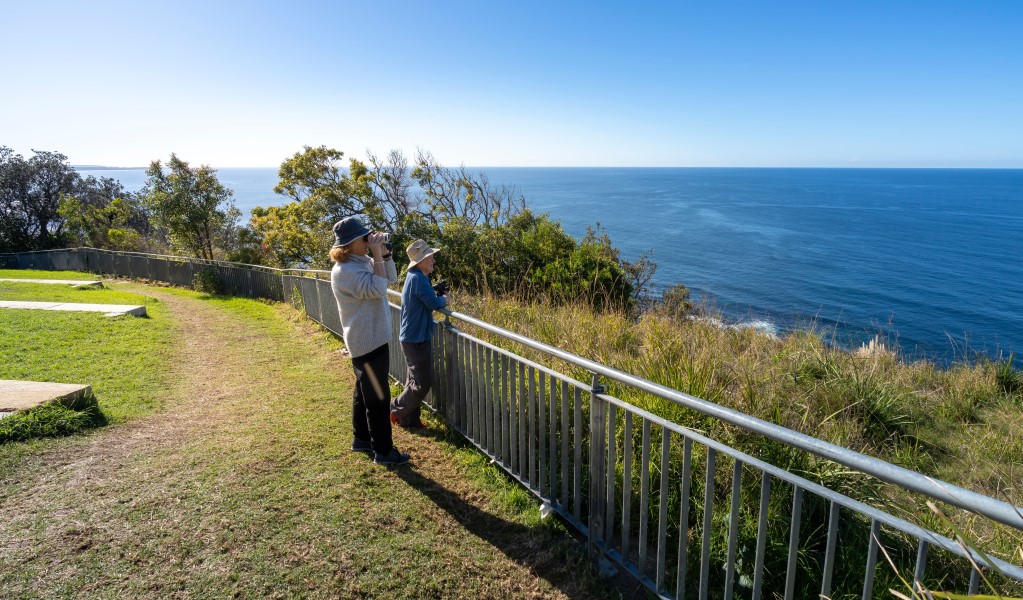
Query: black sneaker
xmin=374 ymin=448 xmax=411 ymax=466
xmin=350 ymin=439 xmax=373 ymax=455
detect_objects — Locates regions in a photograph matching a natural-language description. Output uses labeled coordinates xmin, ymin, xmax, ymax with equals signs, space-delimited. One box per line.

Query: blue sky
xmin=3 ymin=1 xmax=1021 ymax=168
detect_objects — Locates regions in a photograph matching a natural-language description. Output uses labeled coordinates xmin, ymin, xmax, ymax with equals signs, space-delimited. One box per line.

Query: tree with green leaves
xmin=0 ymin=146 xmax=79 ymax=251
xmin=247 ymin=145 xmax=654 ymax=310
xmin=246 ymin=200 xmax=324 ymax=267
xmin=273 ymin=145 xmax=416 ymax=233
xmin=59 ymin=196 xmax=140 ymax=251
xmin=410 ymin=149 xmax=524 ymax=229
xmin=245 ymin=146 xmax=412 ymax=268
xmin=250 ymin=146 xmax=530 ymax=269
xmin=58 ymin=176 xmax=156 ymax=251
xmin=140 ymin=154 xmax=240 ymax=260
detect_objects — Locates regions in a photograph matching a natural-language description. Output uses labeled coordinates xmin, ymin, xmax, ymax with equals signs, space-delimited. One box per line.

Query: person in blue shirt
xmin=391 ymin=239 xmax=447 ymax=428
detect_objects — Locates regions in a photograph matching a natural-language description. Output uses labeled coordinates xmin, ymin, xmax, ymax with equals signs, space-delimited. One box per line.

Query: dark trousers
xmin=393 ymin=340 xmax=433 ymax=426
xmin=350 ymin=343 xmax=393 ymax=455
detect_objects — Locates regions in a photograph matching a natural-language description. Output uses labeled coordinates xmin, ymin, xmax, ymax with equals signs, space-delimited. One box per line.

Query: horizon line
xmin=74 ymin=164 xmax=1023 ymax=171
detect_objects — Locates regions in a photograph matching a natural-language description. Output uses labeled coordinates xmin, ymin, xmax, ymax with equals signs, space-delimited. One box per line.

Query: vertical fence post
xmin=315 ymin=274 xmax=326 ymax=325
xmin=588 ymin=373 xmax=606 ymax=562
xmin=445 ymin=315 xmax=457 ymax=425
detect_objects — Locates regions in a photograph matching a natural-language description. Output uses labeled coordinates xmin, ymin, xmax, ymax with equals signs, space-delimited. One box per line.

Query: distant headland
xmin=73 ymin=165 xmax=146 ymax=170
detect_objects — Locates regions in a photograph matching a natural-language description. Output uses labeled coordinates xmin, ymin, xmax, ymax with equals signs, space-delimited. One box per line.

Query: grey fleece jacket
xmin=330 ymin=254 xmax=398 ymax=358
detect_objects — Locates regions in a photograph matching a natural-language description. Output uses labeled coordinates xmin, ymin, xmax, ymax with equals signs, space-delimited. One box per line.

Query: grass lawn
xmin=0 ymin=268 xmax=98 ymax=281
xmin=0 ymin=278 xmax=622 ymax=598
xmin=0 ymin=272 xmax=177 ymax=454
xmin=0 ymin=274 xmax=175 ymax=423
xmin=0 ymin=280 xmax=155 ymax=305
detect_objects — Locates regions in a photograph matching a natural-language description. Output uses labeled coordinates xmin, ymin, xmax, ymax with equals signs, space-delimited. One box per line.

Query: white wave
xmin=729 ymin=319 xmax=780 ymax=339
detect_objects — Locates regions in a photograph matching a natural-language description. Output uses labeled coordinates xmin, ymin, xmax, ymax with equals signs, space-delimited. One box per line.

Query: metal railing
xmin=4 ymin=247 xmax=1022 ymax=598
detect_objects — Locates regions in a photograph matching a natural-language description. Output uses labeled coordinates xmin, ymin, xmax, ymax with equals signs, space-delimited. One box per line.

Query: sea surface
xmin=77 ymin=167 xmax=1023 ymax=366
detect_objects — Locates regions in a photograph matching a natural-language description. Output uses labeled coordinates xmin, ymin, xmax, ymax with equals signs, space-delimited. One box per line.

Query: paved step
xmin=0 ymin=380 xmax=93 ymax=418
xmin=0 ymin=278 xmax=102 ymax=287
xmin=0 ymin=300 xmax=146 ymax=317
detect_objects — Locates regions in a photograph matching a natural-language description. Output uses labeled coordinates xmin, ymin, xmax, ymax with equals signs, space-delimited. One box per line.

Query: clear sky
xmin=3 ymin=1 xmax=1021 ymax=168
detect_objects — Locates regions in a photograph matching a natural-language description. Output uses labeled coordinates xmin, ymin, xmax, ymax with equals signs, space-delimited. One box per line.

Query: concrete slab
xmin=0 ymin=380 xmax=93 ymax=413
xmin=0 ymin=278 xmax=102 ymax=287
xmin=0 ymin=300 xmax=146 ymax=317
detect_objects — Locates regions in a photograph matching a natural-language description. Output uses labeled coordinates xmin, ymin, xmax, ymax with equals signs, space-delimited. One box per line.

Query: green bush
xmin=192 ymin=266 xmax=223 ymax=294
xmin=657 ymin=283 xmax=695 ymax=320
xmin=996 ymin=354 xmax=1022 ymax=397
xmin=422 ymin=211 xmax=635 ymax=311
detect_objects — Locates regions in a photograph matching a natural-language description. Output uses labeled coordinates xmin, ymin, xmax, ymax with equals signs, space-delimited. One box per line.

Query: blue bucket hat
xmin=332 ymin=216 xmax=371 ymax=248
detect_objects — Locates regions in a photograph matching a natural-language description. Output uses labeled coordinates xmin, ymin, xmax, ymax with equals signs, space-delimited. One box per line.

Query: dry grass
xmin=454 ymin=292 xmax=1022 ymax=504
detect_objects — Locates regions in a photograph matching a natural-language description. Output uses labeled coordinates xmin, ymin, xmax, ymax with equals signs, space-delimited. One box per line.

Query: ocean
xmin=77 ymin=167 xmax=1023 ymax=366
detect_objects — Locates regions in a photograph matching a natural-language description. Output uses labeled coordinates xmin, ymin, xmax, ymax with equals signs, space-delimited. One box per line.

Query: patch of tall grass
xmin=0 ymin=393 xmax=107 ymax=443
xmin=457 ymin=292 xmax=1020 ymax=499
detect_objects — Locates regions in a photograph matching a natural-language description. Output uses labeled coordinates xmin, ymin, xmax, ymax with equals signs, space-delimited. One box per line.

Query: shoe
xmin=389 ymin=411 xmax=400 ymax=425
xmin=401 ymin=419 xmax=428 ymax=430
xmin=374 ymin=448 xmax=411 ymax=466
xmin=350 ymin=439 xmax=373 ymax=455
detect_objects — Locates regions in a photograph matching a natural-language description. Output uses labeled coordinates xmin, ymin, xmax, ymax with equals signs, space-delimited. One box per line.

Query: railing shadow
xmin=389 ymin=437 xmax=642 ymax=599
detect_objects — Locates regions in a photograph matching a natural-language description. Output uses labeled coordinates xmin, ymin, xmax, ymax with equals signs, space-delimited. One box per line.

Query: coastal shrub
xmin=543 ymin=225 xmax=634 ymax=311
xmin=996 ymin=353 xmax=1023 ymax=397
xmin=656 ymin=282 xmax=694 ymax=320
xmin=401 ymin=210 xmax=639 ymax=311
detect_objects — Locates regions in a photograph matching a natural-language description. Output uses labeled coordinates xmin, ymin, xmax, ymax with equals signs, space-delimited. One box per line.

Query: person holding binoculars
xmin=328 ymin=216 xmax=410 ymax=466
xmin=391 ymin=239 xmax=448 ymax=429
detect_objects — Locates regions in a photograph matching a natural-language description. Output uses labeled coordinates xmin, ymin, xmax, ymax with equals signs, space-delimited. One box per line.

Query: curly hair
xmin=329 ymin=244 xmax=353 ymax=263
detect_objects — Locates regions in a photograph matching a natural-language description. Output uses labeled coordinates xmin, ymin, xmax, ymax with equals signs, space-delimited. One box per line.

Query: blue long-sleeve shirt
xmin=399 ymin=267 xmax=447 ymax=343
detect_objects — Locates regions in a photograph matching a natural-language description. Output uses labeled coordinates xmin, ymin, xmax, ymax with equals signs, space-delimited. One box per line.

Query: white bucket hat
xmin=406 ymin=239 xmax=440 ymax=269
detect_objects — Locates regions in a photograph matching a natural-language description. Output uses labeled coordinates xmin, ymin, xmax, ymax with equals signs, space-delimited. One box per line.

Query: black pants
xmin=350 ymin=343 xmax=393 ymax=455
xmin=393 ymin=340 xmax=433 ymax=426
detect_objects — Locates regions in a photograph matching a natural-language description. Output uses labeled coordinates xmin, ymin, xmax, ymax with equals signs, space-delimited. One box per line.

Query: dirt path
xmin=0 ymin=287 xmax=624 ymax=598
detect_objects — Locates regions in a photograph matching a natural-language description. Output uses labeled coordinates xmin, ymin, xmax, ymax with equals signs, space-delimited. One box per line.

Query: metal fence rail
xmin=4 ymin=247 xmax=1022 ymax=598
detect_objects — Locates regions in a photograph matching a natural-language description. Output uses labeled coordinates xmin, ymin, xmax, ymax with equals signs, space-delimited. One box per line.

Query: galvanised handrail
xmin=5 ymin=247 xmax=1022 ymax=597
